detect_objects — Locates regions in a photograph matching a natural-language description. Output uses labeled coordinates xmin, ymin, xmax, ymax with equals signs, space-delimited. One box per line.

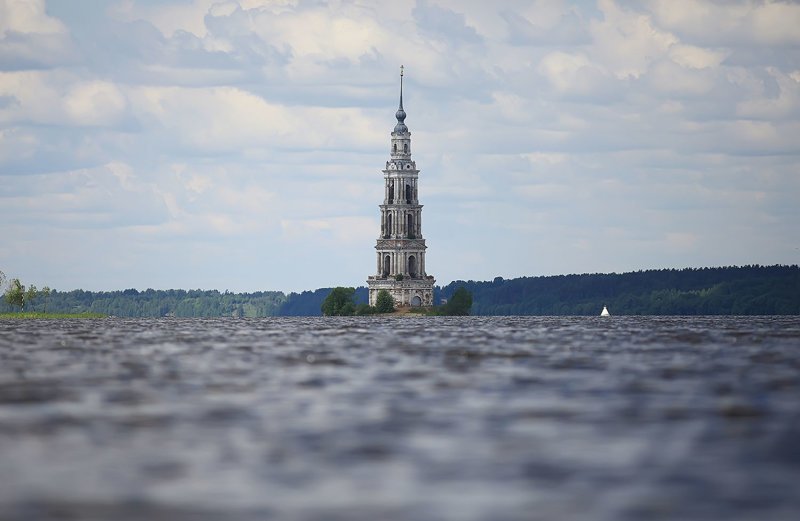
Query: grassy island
xmin=320 ymin=287 xmax=473 ymax=316
xmin=0 ymin=312 xmax=107 ymax=319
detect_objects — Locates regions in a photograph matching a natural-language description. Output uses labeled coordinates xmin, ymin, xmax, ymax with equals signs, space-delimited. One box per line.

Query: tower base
xmin=367 ymin=276 xmax=435 ymax=308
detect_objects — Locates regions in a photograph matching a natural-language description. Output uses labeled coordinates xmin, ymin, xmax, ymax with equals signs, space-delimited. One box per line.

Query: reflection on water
xmin=1 ymin=316 xmax=799 ymax=520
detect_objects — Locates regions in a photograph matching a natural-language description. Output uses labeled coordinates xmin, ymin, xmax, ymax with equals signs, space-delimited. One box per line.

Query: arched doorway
xmin=411 ymin=295 xmax=422 ymax=307
xmin=408 ymin=255 xmax=417 ymax=278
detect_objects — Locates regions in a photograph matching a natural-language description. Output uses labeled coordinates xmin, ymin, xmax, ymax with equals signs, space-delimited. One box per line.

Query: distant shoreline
xmin=2 ymin=265 xmax=797 ymax=317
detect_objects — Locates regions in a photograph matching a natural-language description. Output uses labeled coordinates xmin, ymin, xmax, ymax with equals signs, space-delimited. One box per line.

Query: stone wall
xmin=367 ymin=277 xmax=434 ymax=307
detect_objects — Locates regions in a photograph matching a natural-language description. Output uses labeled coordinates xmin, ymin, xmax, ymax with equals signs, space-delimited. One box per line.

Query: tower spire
xmin=399 ymin=64 xmax=404 ymax=110
xmin=394 ymin=65 xmax=408 ymax=133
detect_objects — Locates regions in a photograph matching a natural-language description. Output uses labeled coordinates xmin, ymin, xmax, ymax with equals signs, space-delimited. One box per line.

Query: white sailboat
xmin=600 ymin=306 xmax=610 ymax=317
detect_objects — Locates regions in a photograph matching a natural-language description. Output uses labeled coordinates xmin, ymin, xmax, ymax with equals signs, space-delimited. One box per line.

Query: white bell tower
xmin=367 ymin=66 xmax=435 ymax=307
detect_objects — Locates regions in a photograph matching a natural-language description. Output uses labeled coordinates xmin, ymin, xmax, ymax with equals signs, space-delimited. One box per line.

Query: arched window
xmin=386 ymin=213 xmax=392 ymax=239
xmin=408 ymin=255 xmax=417 ymax=278
xmin=383 ymin=255 xmax=391 ymax=277
xmin=407 ymin=214 xmax=414 ymax=238
xmin=393 ymin=143 xmax=397 ymax=154
xmin=405 ymin=184 xmax=412 ymax=204
xmin=388 ymin=184 xmax=394 ymax=204
xmin=403 ymin=143 xmax=408 ymax=154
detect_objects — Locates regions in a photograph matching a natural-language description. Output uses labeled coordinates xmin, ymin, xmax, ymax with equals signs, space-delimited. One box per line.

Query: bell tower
xmin=367 ymin=66 xmax=435 ymax=308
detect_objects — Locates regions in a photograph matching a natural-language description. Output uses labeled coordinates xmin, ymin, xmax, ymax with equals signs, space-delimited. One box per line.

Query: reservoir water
xmin=1 ymin=316 xmax=799 ymax=520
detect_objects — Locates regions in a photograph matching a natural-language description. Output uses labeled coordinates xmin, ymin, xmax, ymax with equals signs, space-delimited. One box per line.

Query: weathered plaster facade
xmin=367 ymin=67 xmax=435 ymax=307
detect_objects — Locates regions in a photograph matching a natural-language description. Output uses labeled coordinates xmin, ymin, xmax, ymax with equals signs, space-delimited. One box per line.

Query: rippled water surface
xmin=1 ymin=316 xmax=799 ymax=521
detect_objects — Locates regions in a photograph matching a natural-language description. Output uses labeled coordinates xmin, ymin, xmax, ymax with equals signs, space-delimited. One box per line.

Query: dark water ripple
xmin=1 ymin=316 xmax=799 ymax=521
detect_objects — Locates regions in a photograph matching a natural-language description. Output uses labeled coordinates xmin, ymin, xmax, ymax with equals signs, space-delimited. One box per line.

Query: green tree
xmin=375 ymin=289 xmax=395 ymax=313
xmin=41 ymin=286 xmax=51 ymax=313
xmin=442 ymin=287 xmax=472 ymax=316
xmin=354 ymin=303 xmax=376 ymax=315
xmin=321 ymin=287 xmax=356 ymax=316
xmin=25 ymin=284 xmax=37 ymax=312
xmin=5 ymin=278 xmax=24 ymax=311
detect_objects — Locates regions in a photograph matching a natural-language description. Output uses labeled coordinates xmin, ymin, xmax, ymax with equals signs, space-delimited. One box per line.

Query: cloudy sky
xmin=1 ymin=0 xmax=798 ymax=293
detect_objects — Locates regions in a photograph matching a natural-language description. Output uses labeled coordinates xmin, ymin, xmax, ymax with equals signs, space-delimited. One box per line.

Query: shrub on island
xmin=321 ymin=287 xmax=356 ymax=316
xmin=322 ymin=287 xmax=395 ymax=316
xmin=375 ymin=289 xmax=395 ymax=313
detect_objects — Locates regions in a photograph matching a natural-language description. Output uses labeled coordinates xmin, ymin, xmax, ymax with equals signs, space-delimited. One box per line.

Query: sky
xmin=1 ymin=0 xmax=799 ymax=293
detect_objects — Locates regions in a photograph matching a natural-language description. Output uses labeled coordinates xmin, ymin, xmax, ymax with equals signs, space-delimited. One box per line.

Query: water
xmin=1 ymin=316 xmax=799 ymax=521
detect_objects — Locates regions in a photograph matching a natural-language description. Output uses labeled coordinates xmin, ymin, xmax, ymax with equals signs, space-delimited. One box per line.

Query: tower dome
xmin=393 ymin=65 xmax=408 ymax=134
xmin=394 ymin=107 xmax=407 ymax=133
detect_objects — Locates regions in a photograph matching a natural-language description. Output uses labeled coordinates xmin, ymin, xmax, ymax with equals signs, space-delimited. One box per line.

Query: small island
xmin=321 ymin=286 xmax=472 ymax=316
xmin=0 ymin=312 xmax=106 ymax=319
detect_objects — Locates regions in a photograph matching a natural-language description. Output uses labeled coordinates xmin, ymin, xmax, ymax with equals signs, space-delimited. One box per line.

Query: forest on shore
xmin=2 ymin=265 xmax=797 ymax=317
xmin=441 ymin=264 xmax=799 ymax=316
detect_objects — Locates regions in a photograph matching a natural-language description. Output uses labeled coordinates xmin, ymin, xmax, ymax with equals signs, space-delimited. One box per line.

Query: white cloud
xmin=668 ymin=44 xmax=727 ymax=69
xmin=0 ymin=0 xmax=798 ymax=292
xmin=500 ymin=1 xmax=589 ymax=49
xmin=0 ymin=161 xmax=168 ymax=229
xmin=0 ymin=0 xmax=66 ymax=34
xmin=538 ymin=51 xmax=616 ymax=98
xmin=0 ymin=72 xmax=131 ymax=128
xmin=128 ymin=85 xmax=384 ymax=152
xmin=281 ymin=216 xmax=374 ymax=245
xmin=647 ymin=59 xmax=716 ymax=96
xmin=0 ymin=0 xmax=75 ymax=69
xmin=0 ymin=126 xmax=37 ymax=164
xmin=0 ymin=71 xmax=61 ymax=124
xmin=736 ymin=67 xmax=800 ymax=120
xmin=111 ymin=0 xmax=214 ymax=37
xmin=649 ymin=0 xmax=800 ymax=46
xmin=64 ymin=81 xmax=128 ymax=126
xmin=589 ymin=0 xmax=677 ymax=79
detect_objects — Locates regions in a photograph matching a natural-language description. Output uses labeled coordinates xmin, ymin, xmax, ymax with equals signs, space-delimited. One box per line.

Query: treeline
xmin=440 ymin=265 xmax=800 ymax=315
xmin=279 ymin=287 xmax=369 ymax=316
xmin=2 ymin=265 xmax=797 ymax=317
xmin=0 ymin=288 xmax=285 ymax=317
